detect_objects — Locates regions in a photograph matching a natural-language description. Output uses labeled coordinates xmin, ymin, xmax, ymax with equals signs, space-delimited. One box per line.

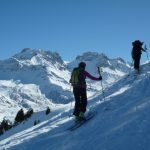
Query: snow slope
xmin=0 ymin=62 xmax=149 ymax=150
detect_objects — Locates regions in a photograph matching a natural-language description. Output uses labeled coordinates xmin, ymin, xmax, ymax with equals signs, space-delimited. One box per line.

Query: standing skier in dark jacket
xmin=132 ymin=40 xmax=146 ymax=73
xmin=70 ymin=62 xmax=102 ymax=121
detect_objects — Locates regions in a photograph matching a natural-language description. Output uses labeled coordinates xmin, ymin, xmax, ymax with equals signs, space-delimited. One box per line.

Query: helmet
xmin=78 ymin=62 xmax=86 ymax=68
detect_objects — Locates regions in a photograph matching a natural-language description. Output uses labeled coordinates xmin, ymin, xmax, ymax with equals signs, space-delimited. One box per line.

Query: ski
xmin=67 ymin=111 xmax=96 ymax=131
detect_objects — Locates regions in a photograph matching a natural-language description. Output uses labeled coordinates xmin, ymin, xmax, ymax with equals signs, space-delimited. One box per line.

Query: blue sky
xmin=0 ymin=0 xmax=150 ymax=62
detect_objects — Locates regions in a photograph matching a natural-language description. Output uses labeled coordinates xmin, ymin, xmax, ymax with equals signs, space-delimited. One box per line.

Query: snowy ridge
xmin=68 ymin=52 xmax=130 ymax=85
xmin=0 ymin=49 xmax=72 ymax=105
xmin=0 ymin=62 xmax=150 ymax=150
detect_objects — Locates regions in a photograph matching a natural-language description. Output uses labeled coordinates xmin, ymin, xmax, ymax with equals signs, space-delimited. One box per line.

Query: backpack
xmin=132 ymin=40 xmax=143 ymax=59
xmin=70 ymin=67 xmax=85 ymax=86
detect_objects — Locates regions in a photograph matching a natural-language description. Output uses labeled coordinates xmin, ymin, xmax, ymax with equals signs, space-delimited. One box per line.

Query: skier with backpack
xmin=70 ymin=62 xmax=102 ymax=122
xmin=131 ymin=40 xmax=146 ymax=73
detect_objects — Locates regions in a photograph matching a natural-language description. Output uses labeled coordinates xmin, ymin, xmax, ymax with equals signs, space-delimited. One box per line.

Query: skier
xmin=70 ymin=62 xmax=102 ymax=121
xmin=131 ymin=40 xmax=146 ymax=73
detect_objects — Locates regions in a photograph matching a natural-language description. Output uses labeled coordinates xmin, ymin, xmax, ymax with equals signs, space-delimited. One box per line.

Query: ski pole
xmin=69 ymin=85 xmax=73 ymax=117
xmin=97 ymin=67 xmax=105 ymax=103
xmin=146 ymin=51 xmax=150 ymax=62
xmin=144 ymin=44 xmax=150 ymax=64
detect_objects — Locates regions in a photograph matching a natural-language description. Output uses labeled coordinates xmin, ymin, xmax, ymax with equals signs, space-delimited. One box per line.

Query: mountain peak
xmin=76 ymin=51 xmax=108 ymax=61
xmin=13 ymin=49 xmax=64 ymax=65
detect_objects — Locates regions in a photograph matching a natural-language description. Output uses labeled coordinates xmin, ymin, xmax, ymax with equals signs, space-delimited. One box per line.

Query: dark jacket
xmin=71 ymin=67 xmax=100 ymax=88
xmin=132 ymin=41 xmax=145 ymax=59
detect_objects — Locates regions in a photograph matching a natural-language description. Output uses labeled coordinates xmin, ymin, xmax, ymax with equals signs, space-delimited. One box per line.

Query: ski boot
xmin=75 ymin=116 xmax=82 ymax=123
xmin=79 ymin=112 xmax=86 ymax=121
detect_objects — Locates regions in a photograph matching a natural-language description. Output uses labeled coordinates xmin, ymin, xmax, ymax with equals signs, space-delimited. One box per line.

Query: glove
xmin=98 ymin=76 xmax=102 ymax=80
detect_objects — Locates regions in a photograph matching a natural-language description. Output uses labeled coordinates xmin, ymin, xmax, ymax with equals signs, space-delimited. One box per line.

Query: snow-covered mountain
xmin=0 ymin=61 xmax=150 ymax=150
xmin=0 ymin=49 xmax=129 ymax=122
xmin=0 ymin=49 xmax=70 ymax=122
xmin=68 ymin=51 xmax=130 ymax=85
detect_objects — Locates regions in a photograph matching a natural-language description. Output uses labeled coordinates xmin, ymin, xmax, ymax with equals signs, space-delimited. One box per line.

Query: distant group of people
xmin=70 ymin=40 xmax=147 ymax=122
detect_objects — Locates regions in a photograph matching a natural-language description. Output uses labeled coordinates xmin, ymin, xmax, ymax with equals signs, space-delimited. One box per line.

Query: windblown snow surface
xmin=0 ymin=62 xmax=150 ymax=150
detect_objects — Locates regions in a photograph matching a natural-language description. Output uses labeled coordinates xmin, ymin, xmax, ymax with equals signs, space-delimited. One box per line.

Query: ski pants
xmin=73 ymin=87 xmax=87 ymax=116
xmin=133 ymin=55 xmax=141 ymax=70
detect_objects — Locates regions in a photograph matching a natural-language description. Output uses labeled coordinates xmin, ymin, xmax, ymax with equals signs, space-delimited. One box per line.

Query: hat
xmin=78 ymin=62 xmax=86 ymax=68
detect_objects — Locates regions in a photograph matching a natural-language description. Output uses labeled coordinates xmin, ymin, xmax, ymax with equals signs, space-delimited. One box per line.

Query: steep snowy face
xmin=0 ymin=80 xmax=54 ymax=122
xmin=13 ymin=48 xmax=64 ymax=67
xmin=73 ymin=52 xmax=109 ymax=68
xmin=0 ymin=49 xmax=65 ymax=72
xmin=109 ymin=57 xmax=130 ymax=73
xmin=76 ymin=52 xmax=108 ymax=62
xmin=0 ymin=49 xmax=72 ymax=105
xmin=67 ymin=52 xmax=130 ymax=85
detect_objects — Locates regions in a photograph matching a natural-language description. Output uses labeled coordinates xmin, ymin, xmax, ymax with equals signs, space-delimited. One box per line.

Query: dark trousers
xmin=133 ymin=55 xmax=141 ymax=70
xmin=73 ymin=87 xmax=87 ymax=116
